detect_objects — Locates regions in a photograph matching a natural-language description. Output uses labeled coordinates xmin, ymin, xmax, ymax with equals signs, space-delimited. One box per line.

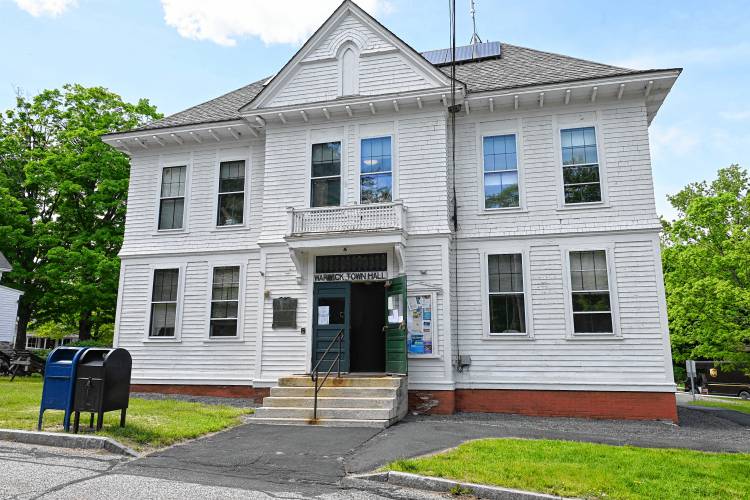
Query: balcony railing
xmin=287 ymin=201 xmax=406 ymax=236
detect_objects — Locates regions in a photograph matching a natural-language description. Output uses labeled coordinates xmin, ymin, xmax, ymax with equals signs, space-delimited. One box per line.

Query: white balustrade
xmin=287 ymin=201 xmax=405 ymax=236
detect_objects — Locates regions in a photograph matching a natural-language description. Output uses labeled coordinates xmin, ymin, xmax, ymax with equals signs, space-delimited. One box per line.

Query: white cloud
xmin=649 ymin=124 xmax=699 ymax=160
xmin=719 ymin=109 xmax=750 ymax=121
xmin=160 ymin=0 xmax=391 ymax=47
xmin=13 ymin=0 xmax=77 ymax=17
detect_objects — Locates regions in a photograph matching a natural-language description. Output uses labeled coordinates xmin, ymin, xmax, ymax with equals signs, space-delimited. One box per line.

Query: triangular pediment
xmin=241 ymin=1 xmax=451 ymax=111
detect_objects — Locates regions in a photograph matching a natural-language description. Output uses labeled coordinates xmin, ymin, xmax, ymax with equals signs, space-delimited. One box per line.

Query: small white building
xmin=103 ymin=1 xmax=680 ymax=422
xmin=0 ymin=251 xmax=23 ymax=346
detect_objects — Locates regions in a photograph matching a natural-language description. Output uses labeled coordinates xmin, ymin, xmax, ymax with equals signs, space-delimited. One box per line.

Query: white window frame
xmin=406 ymin=289 xmax=439 ymax=358
xmin=554 ymin=113 xmax=609 ymax=210
xmin=143 ymin=264 xmax=186 ymax=342
xmin=479 ymin=246 xmax=534 ymax=339
xmin=205 ymin=262 xmax=246 ymax=342
xmin=154 ymin=154 xmax=191 ymax=234
xmin=306 ymin=129 xmax=345 ymax=208
xmin=560 ymin=244 xmax=621 ymax=339
xmin=476 ymin=119 xmax=526 ymax=214
xmin=358 ymin=134 xmax=395 ymax=205
xmin=213 ymin=150 xmax=251 ymax=230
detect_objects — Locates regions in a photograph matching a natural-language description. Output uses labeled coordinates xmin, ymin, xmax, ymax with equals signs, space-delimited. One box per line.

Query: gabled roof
xmin=0 ymin=252 xmax=11 ymax=273
xmin=126 ymin=41 xmax=673 ymax=134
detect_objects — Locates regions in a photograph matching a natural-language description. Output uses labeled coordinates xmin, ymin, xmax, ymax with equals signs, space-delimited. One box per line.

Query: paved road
xmin=2 ymin=405 xmax=747 ymax=499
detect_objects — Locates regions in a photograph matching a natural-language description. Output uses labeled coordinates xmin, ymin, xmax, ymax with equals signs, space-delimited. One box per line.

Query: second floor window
xmin=217 ymin=160 xmax=245 ymax=226
xmin=483 ymin=134 xmax=519 ymax=209
xmin=561 ymin=127 xmax=601 ymax=204
xmin=311 ymin=142 xmax=341 ymax=207
xmin=360 ymin=136 xmax=392 ymax=203
xmin=210 ymin=266 xmax=240 ymax=337
xmin=150 ymin=268 xmax=179 ymax=337
xmin=159 ymin=166 xmax=186 ymax=230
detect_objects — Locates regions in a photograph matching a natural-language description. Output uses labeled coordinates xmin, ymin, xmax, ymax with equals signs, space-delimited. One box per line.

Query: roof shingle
xmin=131 ymin=43 xmax=649 ymax=133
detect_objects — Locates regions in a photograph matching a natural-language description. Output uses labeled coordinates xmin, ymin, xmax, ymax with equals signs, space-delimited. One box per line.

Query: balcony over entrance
xmin=287 ymin=201 xmax=406 ymax=237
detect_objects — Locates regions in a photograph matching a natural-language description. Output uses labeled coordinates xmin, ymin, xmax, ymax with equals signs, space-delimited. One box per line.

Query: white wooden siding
xmin=0 ymin=286 xmax=21 ymax=343
xmin=452 ymin=233 xmax=673 ymax=391
xmin=115 ymin=253 xmax=259 ymax=385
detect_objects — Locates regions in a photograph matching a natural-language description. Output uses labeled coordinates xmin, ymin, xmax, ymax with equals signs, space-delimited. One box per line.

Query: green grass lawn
xmin=690 ymin=397 xmax=750 ymax=415
xmin=0 ymin=376 xmax=252 ymax=451
xmin=387 ymin=438 xmax=750 ymax=500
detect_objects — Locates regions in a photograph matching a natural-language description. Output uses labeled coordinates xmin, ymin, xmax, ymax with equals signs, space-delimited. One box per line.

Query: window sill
xmin=210 ymin=225 xmax=249 ymax=233
xmin=565 ymin=333 xmax=623 ymax=341
xmin=152 ymin=229 xmax=189 ymax=237
xmin=203 ymin=337 xmax=244 ymax=343
xmin=478 ymin=207 xmax=528 ymax=216
xmin=484 ymin=332 xmax=534 ymax=340
xmin=142 ymin=337 xmax=181 ymax=343
xmin=556 ymin=201 xmax=609 ymax=212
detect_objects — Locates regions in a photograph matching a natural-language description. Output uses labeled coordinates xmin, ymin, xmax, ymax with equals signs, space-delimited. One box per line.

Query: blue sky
xmin=1 ymin=0 xmax=748 ymax=219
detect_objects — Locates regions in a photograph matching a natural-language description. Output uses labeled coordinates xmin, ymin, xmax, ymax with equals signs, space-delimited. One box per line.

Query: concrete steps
xmin=250 ymin=375 xmax=408 ymax=428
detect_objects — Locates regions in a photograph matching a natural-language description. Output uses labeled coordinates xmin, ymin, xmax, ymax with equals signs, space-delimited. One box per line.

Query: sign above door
xmin=314 ymin=253 xmax=387 ymax=282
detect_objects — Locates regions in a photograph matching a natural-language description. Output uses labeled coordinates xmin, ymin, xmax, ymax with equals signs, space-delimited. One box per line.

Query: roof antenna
xmin=469 ymin=0 xmax=482 ymax=47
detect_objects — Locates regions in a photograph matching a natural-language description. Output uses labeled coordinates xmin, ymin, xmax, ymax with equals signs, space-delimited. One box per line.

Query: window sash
xmin=311 ymin=142 xmax=341 ymax=207
xmin=487 ymin=253 xmax=527 ymax=334
xmin=483 ymin=134 xmax=519 ymax=209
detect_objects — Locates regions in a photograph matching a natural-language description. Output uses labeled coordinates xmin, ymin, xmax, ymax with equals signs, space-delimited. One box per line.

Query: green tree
xmin=661 ymin=165 xmax=750 ymax=370
xmin=0 ymin=84 xmax=160 ymax=348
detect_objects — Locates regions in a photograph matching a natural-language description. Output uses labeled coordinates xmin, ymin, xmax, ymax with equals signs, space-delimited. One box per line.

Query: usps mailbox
xmin=72 ymin=348 xmax=132 ymax=433
xmin=38 ymin=347 xmax=88 ymax=432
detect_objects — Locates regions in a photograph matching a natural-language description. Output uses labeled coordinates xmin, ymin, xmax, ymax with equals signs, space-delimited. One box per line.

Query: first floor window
xmin=217 ymin=160 xmax=245 ymax=226
xmin=150 ymin=268 xmax=179 ymax=337
xmin=569 ymin=250 xmax=613 ymax=333
xmin=210 ymin=266 xmax=240 ymax=337
xmin=483 ymin=134 xmax=519 ymax=208
xmin=488 ymin=254 xmax=526 ymax=333
xmin=360 ymin=136 xmax=392 ymax=203
xmin=407 ymin=294 xmax=433 ymax=355
xmin=561 ymin=127 xmax=602 ymax=204
xmin=159 ymin=166 xmax=186 ymax=229
xmin=311 ymin=142 xmax=341 ymax=207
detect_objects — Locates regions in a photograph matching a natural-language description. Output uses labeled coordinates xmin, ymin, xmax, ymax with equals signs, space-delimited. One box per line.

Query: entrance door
xmin=384 ymin=275 xmax=408 ymax=374
xmin=350 ymin=282 xmax=386 ymax=372
xmin=312 ymin=282 xmax=350 ymax=373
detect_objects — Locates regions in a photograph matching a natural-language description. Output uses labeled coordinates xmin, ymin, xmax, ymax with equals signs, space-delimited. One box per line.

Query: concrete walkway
xmin=2 ymin=406 xmax=747 ymax=498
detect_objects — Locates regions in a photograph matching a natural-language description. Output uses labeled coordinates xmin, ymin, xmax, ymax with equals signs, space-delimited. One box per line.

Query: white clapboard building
xmin=0 ymin=251 xmax=22 ymax=346
xmin=103 ymin=1 xmax=681 ymax=424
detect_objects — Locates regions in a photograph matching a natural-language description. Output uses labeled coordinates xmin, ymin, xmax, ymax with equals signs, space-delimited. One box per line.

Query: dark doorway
xmin=350 ymin=282 xmax=386 ymax=372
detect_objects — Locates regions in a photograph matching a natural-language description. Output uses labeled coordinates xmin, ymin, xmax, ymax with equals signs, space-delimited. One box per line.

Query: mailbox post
xmin=38 ymin=347 xmax=88 ymax=432
xmin=72 ymin=348 xmax=132 ymax=433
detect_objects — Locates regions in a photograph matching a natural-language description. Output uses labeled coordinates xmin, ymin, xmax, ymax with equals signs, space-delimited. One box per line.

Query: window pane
xmin=361 ymin=137 xmax=392 ymax=174
xmin=217 ymin=193 xmax=244 ymax=226
xmin=488 ymin=254 xmax=524 ymax=293
xmin=361 ymin=173 xmax=392 ymax=203
xmin=161 ymin=166 xmax=186 ymax=197
xmin=563 ymin=165 xmax=600 ymax=184
xmin=570 ymin=251 xmax=608 ymax=291
xmin=159 ymin=198 xmax=184 ymax=230
xmin=489 ymin=294 xmax=526 ymax=333
xmin=573 ymin=312 xmax=613 ymax=333
xmin=219 ymin=160 xmax=245 ymax=193
xmin=212 ymin=267 xmax=240 ymax=300
xmin=210 ymin=319 xmax=237 ymax=337
xmin=153 ymin=269 xmax=179 ymax=301
xmin=312 ymin=142 xmax=341 ymax=177
xmin=572 ymin=292 xmax=611 ymax=312
xmin=483 ymin=134 xmax=517 ymax=172
xmin=211 ymin=301 xmax=238 ymax=319
xmin=311 ymin=178 xmax=340 ymax=207
xmin=484 ymin=171 xmax=519 ymax=208
xmin=564 ymin=183 xmax=602 ymax=203
xmin=150 ymin=303 xmax=176 ymax=337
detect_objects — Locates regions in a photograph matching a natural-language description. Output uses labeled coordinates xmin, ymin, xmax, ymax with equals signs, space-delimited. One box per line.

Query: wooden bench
xmin=8 ymin=350 xmax=45 ymax=381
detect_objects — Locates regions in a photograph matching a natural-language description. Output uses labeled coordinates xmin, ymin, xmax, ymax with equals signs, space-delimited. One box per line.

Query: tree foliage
xmin=661 ymin=165 xmax=750 ymax=369
xmin=0 ymin=84 xmax=160 ymax=348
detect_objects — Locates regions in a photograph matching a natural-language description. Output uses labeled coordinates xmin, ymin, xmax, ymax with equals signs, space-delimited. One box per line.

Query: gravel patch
xmin=131 ymin=392 xmax=258 ymax=408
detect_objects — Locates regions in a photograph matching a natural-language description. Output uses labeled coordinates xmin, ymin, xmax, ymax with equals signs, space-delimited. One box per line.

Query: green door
xmin=384 ymin=275 xmax=408 ymax=374
xmin=312 ymin=282 xmax=350 ymax=373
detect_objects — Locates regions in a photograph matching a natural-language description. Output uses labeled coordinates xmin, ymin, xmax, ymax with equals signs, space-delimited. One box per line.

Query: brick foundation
xmin=130 ymin=384 xmax=269 ymax=403
xmin=409 ymin=389 xmax=677 ymax=422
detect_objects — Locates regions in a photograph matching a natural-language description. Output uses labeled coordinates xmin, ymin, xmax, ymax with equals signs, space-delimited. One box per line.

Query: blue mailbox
xmin=38 ymin=347 xmax=88 ymax=432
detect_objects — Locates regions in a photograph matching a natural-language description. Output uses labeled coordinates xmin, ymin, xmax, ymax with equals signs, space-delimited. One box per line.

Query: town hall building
xmin=103 ymin=1 xmax=681 ymax=424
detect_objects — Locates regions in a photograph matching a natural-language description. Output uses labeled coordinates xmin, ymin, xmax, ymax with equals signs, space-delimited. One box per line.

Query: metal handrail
xmin=310 ymin=329 xmax=343 ymax=420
